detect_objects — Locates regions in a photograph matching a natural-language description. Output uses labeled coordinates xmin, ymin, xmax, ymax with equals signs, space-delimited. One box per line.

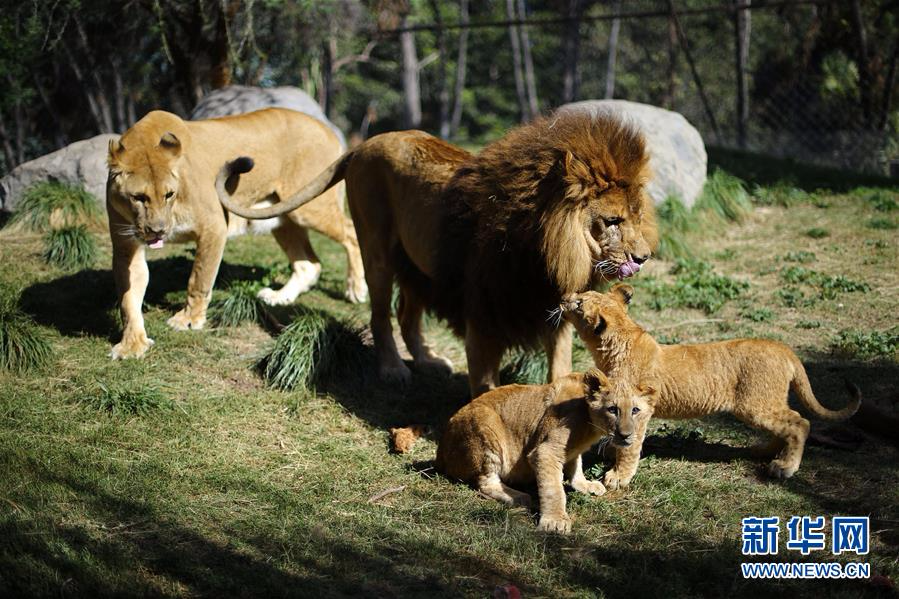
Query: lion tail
xmin=215 ymin=150 xmax=354 ymax=220
xmin=790 ymin=357 xmax=861 ymax=421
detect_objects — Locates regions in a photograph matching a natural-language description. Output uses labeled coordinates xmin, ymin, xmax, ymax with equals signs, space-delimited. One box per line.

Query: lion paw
xmin=110 ymin=335 xmax=154 ymax=360
xmin=257 ymin=287 xmax=296 ymax=306
xmin=767 ymin=459 xmax=798 ymax=480
xmin=572 ymin=478 xmax=607 ymax=497
xmin=602 ymin=470 xmax=631 ymax=491
xmin=167 ymin=310 xmax=205 ymax=331
xmin=379 ymin=362 xmax=412 ymax=386
xmin=537 ymin=514 xmax=572 ymax=534
xmin=345 ymin=277 xmax=369 ymax=304
xmin=415 ymin=353 xmax=454 ymax=373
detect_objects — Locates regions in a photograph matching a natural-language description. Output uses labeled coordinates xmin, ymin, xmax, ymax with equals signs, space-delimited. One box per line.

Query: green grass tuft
xmin=740 ymin=306 xmax=774 ymax=322
xmin=830 ymin=328 xmax=899 ymax=361
xmin=10 ymin=182 xmax=102 ymax=231
xmin=751 ymin=183 xmax=809 ymax=207
xmin=693 ymin=169 xmax=752 ymax=224
xmin=641 ymin=259 xmax=748 ymax=314
xmin=805 ymin=227 xmax=829 ymax=239
xmin=853 ymin=187 xmax=897 ymax=212
xmin=783 ymin=250 xmax=816 ymax=263
xmin=500 ymin=350 xmax=548 ymax=385
xmin=42 ymin=225 xmax=98 ymax=270
xmin=776 ymin=286 xmax=808 ymax=308
xmin=866 ymin=217 xmax=896 ymax=230
xmin=209 ymin=281 xmax=265 ymax=328
xmin=654 ymin=196 xmax=695 ymax=261
xmin=82 ymin=382 xmax=172 ymax=416
xmin=779 ymin=267 xmax=869 ymax=299
xmin=0 ymin=285 xmax=53 ymax=374
xmin=258 ymin=307 xmax=368 ymax=391
xmin=796 ymin=319 xmax=822 ymax=329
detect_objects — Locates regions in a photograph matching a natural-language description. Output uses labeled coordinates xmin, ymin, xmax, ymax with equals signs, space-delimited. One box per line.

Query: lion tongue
xmin=617 ymin=260 xmax=641 ymax=279
xmin=148 ymin=239 xmax=165 ymax=249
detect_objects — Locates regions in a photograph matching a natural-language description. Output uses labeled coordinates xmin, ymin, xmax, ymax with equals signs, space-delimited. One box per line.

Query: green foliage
xmin=209 ymin=281 xmax=265 ymax=328
xmin=796 ymin=319 xmax=822 ymax=329
xmin=642 ymin=260 xmax=748 ymax=314
xmin=712 ymin=248 xmax=736 ymax=261
xmin=805 ymin=227 xmax=830 ymax=239
xmin=751 ymin=183 xmax=809 ymax=207
xmin=783 ymin=250 xmax=816 ymax=263
xmin=693 ymin=170 xmax=752 ymax=224
xmin=654 ymin=196 xmax=695 ymax=261
xmin=82 ymin=382 xmax=172 ymax=416
xmin=830 ymin=328 xmax=899 ymax=361
xmin=866 ymin=217 xmax=896 ymax=230
xmin=10 ymin=182 xmax=101 ymax=231
xmin=500 ymin=350 xmax=548 ymax=385
xmin=42 ymin=225 xmax=97 ymax=270
xmin=775 ymin=286 xmax=808 ymax=308
xmin=0 ymin=284 xmax=52 ymax=374
xmin=740 ymin=307 xmax=774 ymax=322
xmin=258 ymin=308 xmax=367 ymax=391
xmin=779 ymin=266 xmax=870 ymax=299
xmin=853 ymin=187 xmax=898 ymax=212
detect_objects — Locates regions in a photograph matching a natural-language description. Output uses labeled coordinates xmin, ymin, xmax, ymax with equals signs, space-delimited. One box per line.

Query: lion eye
xmin=603 ymin=217 xmax=624 ymax=227
xmin=606 ymin=406 xmax=619 ymax=415
xmin=164 ymin=191 xmax=175 ymax=201
xmin=132 ymin=194 xmax=149 ymax=203
xmin=632 ymin=407 xmax=641 ymax=415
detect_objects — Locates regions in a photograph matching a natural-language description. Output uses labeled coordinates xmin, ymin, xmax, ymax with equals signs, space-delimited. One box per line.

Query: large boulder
xmin=0 ymin=133 xmax=118 ymax=213
xmin=560 ymin=100 xmax=707 ymax=208
xmin=190 ymin=85 xmax=346 ymax=148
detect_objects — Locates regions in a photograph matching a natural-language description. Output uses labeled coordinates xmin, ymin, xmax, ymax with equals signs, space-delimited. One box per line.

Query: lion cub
xmin=561 ymin=285 xmax=862 ymax=483
xmin=436 ymin=370 xmax=655 ymax=534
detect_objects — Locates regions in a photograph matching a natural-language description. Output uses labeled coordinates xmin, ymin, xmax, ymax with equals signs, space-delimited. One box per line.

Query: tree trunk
xmin=505 ymin=0 xmax=530 ymax=121
xmin=733 ymin=0 xmax=751 ymax=148
xmin=0 ymin=114 xmax=17 ymax=171
xmin=562 ymin=0 xmax=583 ymax=104
xmin=209 ymin=1 xmax=235 ymax=89
xmin=400 ymin=17 xmax=422 ymax=128
xmin=322 ymin=36 xmax=336 ymax=120
xmin=430 ymin=0 xmax=451 ymax=138
xmin=605 ymin=0 xmax=621 ymax=100
xmin=879 ymin=41 xmax=898 ymax=130
xmin=73 ymin=15 xmax=115 ymax=132
xmin=517 ymin=0 xmax=539 ymax=116
xmin=849 ymin=0 xmax=873 ymax=127
xmin=450 ymin=0 xmax=469 ymax=137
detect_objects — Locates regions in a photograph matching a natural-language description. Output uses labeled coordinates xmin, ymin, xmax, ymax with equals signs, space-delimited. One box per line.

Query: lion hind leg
xmin=259 ymin=222 xmax=321 ymax=306
xmin=736 ymin=405 xmax=810 ymax=479
xmin=398 ymin=288 xmax=452 ymax=373
xmin=477 ymin=451 xmax=532 ymax=508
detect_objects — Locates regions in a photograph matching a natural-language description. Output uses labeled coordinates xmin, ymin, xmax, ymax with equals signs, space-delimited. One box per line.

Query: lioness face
xmin=563 ymin=151 xmax=655 ymax=281
xmin=559 ymin=285 xmax=634 ymax=346
xmin=584 ymin=369 xmax=654 ymax=448
xmin=107 ymin=133 xmax=182 ymax=247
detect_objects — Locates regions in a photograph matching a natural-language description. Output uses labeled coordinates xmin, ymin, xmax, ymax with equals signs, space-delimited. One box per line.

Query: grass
xmin=500 ymin=349 xmax=549 ymax=385
xmin=806 ymin=227 xmax=830 ymax=239
xmin=208 ymin=280 xmax=266 ymax=328
xmin=830 ymin=328 xmax=899 ymax=361
xmin=866 ymin=217 xmax=896 ymax=230
xmin=0 ymin=285 xmax=52 ymax=374
xmin=42 ymin=225 xmax=98 ymax=270
xmin=9 ymin=181 xmax=102 ymax=232
xmin=639 ymin=259 xmax=749 ymax=314
xmin=0 ymin=160 xmax=897 ymax=598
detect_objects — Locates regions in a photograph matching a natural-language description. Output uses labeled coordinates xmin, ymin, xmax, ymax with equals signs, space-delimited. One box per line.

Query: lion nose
xmin=146 ymin=224 xmax=166 ymax=238
xmin=632 ymin=253 xmax=650 ymax=265
xmin=560 ymin=296 xmax=581 ymax=312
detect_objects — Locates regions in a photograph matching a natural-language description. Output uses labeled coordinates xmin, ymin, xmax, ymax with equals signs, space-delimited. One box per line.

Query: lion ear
xmin=107 ymin=138 xmax=125 ymax=168
xmin=159 ymin=132 xmax=182 ymax=157
xmin=637 ymin=383 xmax=657 ymax=398
xmin=584 ymin=368 xmax=610 ymax=395
xmin=612 ymin=284 xmax=634 ymax=306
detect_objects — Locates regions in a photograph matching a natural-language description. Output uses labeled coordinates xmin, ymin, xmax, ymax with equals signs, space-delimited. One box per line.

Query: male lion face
xmin=107 ymin=133 xmax=182 ymax=248
xmin=583 ymin=368 xmax=655 ymax=448
xmin=563 ymin=151 xmax=655 ymax=282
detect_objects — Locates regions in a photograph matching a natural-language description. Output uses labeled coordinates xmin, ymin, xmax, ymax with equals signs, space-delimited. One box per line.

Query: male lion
xmin=217 ymin=110 xmax=656 ymax=395
xmin=561 ymin=286 xmax=862 ymax=481
xmin=436 ymin=370 xmax=655 ymax=534
xmin=106 ymin=109 xmax=366 ymax=359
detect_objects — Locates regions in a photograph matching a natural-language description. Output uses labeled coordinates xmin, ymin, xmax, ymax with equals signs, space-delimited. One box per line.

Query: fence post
xmin=734 ymin=0 xmax=751 ymax=149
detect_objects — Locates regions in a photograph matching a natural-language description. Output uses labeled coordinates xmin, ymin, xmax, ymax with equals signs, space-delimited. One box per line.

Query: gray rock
xmin=0 ymin=133 xmax=118 ymax=213
xmin=560 ymin=100 xmax=707 ymax=208
xmin=190 ymin=85 xmax=346 ymax=148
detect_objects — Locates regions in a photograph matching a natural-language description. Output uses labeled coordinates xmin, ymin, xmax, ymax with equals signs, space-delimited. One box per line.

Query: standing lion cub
xmin=436 ymin=370 xmax=655 ymax=534
xmin=561 ymin=286 xmax=861 ymax=483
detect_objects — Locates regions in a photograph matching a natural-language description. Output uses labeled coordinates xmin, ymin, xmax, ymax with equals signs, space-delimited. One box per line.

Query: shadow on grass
xmin=18 ymin=257 xmax=266 ymax=338
xmin=708 ymin=147 xmax=897 ymax=192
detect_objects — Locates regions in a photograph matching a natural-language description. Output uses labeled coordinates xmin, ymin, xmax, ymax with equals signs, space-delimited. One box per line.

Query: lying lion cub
xmin=561 ymin=286 xmax=862 ymax=483
xmin=436 ymin=370 xmax=655 ymax=534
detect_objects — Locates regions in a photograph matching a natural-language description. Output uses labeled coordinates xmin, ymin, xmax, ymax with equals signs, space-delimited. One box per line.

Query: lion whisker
xmin=546 ymin=306 xmax=563 ymax=328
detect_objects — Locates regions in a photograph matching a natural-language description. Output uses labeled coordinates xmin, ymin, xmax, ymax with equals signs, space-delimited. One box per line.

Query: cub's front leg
xmin=529 ymin=442 xmax=572 ymax=534
xmin=603 ymin=418 xmax=649 ymax=490
xmin=167 ymin=222 xmax=227 ymax=331
xmin=566 ymin=455 xmax=606 ymax=497
xmin=110 ymin=235 xmax=153 ymax=359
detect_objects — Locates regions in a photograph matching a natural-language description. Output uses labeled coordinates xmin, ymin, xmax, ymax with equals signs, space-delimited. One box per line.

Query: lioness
xmin=561 ymin=286 xmax=862 ymax=482
xmin=436 ymin=370 xmax=655 ymax=534
xmin=217 ymin=110 xmax=657 ymax=395
xmin=106 ymin=109 xmax=366 ymax=359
